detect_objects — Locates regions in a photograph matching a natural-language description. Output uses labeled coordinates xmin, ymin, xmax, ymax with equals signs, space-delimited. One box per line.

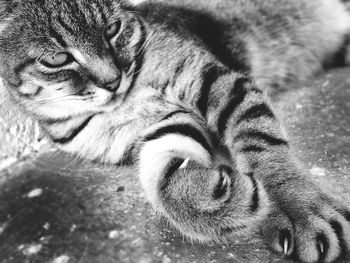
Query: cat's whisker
xmin=22 ymin=94 xmax=76 ymax=106
xmin=137 ymin=31 xmax=156 ymax=56
xmin=22 ymin=95 xmax=86 ymax=111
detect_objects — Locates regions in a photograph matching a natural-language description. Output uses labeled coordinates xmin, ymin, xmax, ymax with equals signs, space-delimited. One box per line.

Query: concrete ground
xmin=0 ymin=68 xmax=349 ymax=263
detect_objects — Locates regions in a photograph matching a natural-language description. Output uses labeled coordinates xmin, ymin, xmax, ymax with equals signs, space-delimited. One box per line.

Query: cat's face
xmin=0 ymin=0 xmax=144 ymax=120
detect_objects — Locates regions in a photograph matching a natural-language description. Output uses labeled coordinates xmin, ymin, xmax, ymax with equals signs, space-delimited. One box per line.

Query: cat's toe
xmin=263 ymin=200 xmax=350 ymax=263
xmin=293 ymin=214 xmax=341 ymax=263
xmin=261 ymin=209 xmax=295 ymax=256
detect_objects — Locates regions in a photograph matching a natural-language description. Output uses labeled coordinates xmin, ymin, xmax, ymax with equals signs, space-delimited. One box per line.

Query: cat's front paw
xmin=140 ymin=158 xmax=271 ymax=242
xmin=261 ymin=189 xmax=350 ymax=263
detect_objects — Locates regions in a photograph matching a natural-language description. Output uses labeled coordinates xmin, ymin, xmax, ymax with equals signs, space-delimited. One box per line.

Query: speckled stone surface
xmin=0 ymin=68 xmax=349 ymax=263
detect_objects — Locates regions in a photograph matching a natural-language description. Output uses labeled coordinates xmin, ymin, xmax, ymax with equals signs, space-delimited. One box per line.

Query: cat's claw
xmin=318 ymin=240 xmax=324 ymax=254
xmin=284 ymin=238 xmax=289 ymax=255
xmin=263 ymin=194 xmax=350 ymax=263
xmin=179 ymin=157 xmax=190 ymax=169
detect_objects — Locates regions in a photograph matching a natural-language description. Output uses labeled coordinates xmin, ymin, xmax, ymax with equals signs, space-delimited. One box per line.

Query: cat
xmin=0 ymin=0 xmax=350 ymax=262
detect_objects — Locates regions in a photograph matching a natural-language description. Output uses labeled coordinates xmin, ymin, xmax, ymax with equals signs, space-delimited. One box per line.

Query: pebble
xmin=43 ymin=223 xmax=50 ymax=230
xmin=108 ymin=230 xmax=121 ymax=239
xmin=322 ymin=80 xmax=330 ymax=88
xmin=295 ymin=104 xmax=303 ymax=110
xmin=70 ymin=224 xmax=77 ymax=232
xmin=137 ymin=256 xmax=153 ymax=263
xmin=117 ymin=186 xmax=125 ymax=192
xmin=21 ymin=244 xmax=42 ymax=256
xmin=0 ymin=224 xmax=5 ymax=235
xmin=310 ymin=167 xmax=326 ymax=177
xmin=131 ymin=237 xmax=145 ymax=247
xmin=162 ymin=255 xmax=171 ymax=263
xmin=52 ymin=255 xmax=70 ymax=263
xmin=27 ymin=188 xmax=43 ymax=198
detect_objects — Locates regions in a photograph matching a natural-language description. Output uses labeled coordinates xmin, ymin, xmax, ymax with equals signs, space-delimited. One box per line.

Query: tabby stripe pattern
xmin=235 ymin=104 xmax=275 ymax=125
xmin=144 ymin=124 xmax=212 ymax=155
xmin=234 ymin=130 xmax=288 ymax=147
xmin=57 ymin=16 xmax=76 ymax=37
xmin=213 ymin=76 xmax=288 ymax=155
xmin=217 ymin=77 xmax=250 ymax=135
xmin=197 ymin=66 xmax=223 ymax=116
xmin=247 ymin=172 xmax=259 ymax=212
xmin=48 ymin=17 xmax=68 ymax=48
xmin=161 ymin=110 xmax=192 ymax=121
xmin=51 ymin=116 xmax=94 ymax=144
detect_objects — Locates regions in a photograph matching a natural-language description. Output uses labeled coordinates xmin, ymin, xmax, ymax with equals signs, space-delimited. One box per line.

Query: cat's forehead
xmin=14 ymin=0 xmax=126 ymax=53
xmin=24 ymin=0 xmax=123 ymax=24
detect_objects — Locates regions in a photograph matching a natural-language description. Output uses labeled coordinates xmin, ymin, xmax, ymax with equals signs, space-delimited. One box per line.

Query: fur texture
xmin=0 ymin=0 xmax=350 ymax=262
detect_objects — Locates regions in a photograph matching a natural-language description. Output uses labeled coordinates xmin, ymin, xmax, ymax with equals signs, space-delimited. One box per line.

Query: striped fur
xmin=1 ymin=0 xmax=350 ymax=262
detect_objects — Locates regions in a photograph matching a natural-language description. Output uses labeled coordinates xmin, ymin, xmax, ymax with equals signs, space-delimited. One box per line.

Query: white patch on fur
xmin=318 ymin=0 xmax=350 ymax=35
xmin=0 ymin=16 xmax=14 ymax=35
xmin=139 ymin=134 xmax=211 ymax=210
xmin=128 ymin=0 xmax=147 ymax=5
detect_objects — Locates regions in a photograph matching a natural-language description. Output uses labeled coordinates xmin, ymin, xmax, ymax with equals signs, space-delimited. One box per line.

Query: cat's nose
xmin=103 ymin=78 xmax=121 ymax=92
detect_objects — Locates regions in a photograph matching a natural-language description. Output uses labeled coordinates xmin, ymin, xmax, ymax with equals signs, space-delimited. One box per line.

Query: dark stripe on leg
xmin=236 ymin=103 xmax=275 ymax=125
xmin=161 ymin=110 xmax=191 ymax=121
xmin=52 ymin=116 xmax=94 ymax=144
xmin=235 ymin=130 xmax=289 ymax=147
xmin=247 ymin=172 xmax=259 ymax=213
xmin=144 ymin=124 xmax=212 ymax=154
xmin=197 ymin=66 xmax=221 ymax=117
xmin=217 ymin=77 xmax=250 ymax=135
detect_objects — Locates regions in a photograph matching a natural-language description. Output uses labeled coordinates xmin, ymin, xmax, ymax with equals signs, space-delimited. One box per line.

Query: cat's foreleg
xmin=206 ymin=74 xmax=350 ymax=263
xmin=137 ymin=110 xmax=269 ymax=242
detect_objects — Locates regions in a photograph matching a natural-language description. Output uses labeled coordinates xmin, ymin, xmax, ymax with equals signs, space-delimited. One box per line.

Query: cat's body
xmin=136 ymin=0 xmax=350 ymax=91
xmin=1 ymin=0 xmax=350 ymax=262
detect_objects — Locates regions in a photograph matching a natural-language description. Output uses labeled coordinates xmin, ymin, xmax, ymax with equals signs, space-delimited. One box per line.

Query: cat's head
xmin=0 ymin=0 xmax=145 ymax=120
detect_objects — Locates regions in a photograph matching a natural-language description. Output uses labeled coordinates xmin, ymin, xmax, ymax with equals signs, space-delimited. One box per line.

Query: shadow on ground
xmin=0 ymin=68 xmax=350 ymax=263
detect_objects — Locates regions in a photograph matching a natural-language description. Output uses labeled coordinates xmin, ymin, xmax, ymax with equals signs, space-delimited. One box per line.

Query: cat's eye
xmin=105 ymin=20 xmax=122 ymax=39
xmin=40 ymin=52 xmax=74 ymax=68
